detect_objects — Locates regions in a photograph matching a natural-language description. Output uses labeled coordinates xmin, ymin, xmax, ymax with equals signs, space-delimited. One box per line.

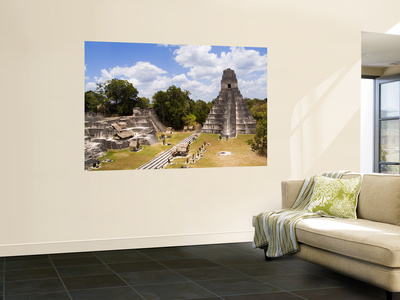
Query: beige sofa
xmin=259 ymin=173 xmax=400 ymax=300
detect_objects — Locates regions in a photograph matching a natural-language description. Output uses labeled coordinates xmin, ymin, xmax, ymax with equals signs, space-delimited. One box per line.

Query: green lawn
xmin=165 ymin=133 xmax=267 ymax=169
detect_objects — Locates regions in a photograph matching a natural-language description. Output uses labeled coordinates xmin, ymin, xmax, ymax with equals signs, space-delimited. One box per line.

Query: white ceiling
xmin=362 ymin=31 xmax=400 ymax=67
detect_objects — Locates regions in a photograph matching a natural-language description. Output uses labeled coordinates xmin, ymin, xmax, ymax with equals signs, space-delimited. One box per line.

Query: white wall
xmin=360 ymin=78 xmax=375 ymax=173
xmin=1 ymin=0 xmax=399 ymax=257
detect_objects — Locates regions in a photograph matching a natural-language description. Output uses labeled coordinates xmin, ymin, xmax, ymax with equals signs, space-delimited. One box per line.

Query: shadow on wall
xmin=290 ymin=60 xmax=361 ymax=178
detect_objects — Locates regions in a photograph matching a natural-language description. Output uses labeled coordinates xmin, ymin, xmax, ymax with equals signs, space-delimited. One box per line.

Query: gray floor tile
xmin=206 ymin=253 xmax=265 ymax=266
xmin=230 ymin=262 xmax=305 ymax=277
xmin=5 ymin=268 xmax=58 ymax=282
xmin=56 ymin=263 xmax=114 ymax=278
xmin=6 ymin=255 xmax=49 ymax=263
xmin=278 ymin=258 xmax=332 ymax=274
xmin=293 ymin=286 xmax=387 ymax=300
xmin=120 ymin=269 xmax=188 ymax=285
xmin=223 ymin=292 xmax=304 ymax=300
xmin=50 ymin=254 xmax=101 ymax=267
xmin=63 ymin=274 xmax=127 ymax=291
xmin=94 ymin=249 xmax=150 ymax=263
xmin=5 ymin=278 xmax=65 ymax=296
xmin=197 ymin=277 xmax=281 ymax=297
xmin=176 ymin=266 xmax=246 ymax=281
xmin=159 ymin=258 xmax=220 ymax=270
xmin=2 ymin=242 xmax=399 ymax=300
xmin=224 ymin=242 xmax=259 ymax=253
xmin=257 ymin=273 xmax=346 ymax=291
xmin=139 ymin=247 xmax=200 ymax=260
xmin=183 ymin=244 xmax=244 ymax=257
xmin=5 ymin=292 xmax=71 ymax=300
xmin=5 ymin=256 xmax=53 ymax=271
xmin=69 ymin=286 xmax=143 ymax=300
xmin=134 ymin=281 xmax=215 ymax=300
xmin=186 ymin=298 xmax=220 ymax=300
xmin=108 ymin=261 xmax=167 ymax=273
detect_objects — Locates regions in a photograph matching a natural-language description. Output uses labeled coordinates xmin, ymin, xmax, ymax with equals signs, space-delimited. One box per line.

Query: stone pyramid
xmin=201 ymin=68 xmax=256 ymax=138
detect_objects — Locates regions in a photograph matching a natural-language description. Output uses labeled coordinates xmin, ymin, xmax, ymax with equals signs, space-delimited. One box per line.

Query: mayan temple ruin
xmin=84 ymin=108 xmax=166 ymax=169
xmin=201 ymin=68 xmax=256 ymax=138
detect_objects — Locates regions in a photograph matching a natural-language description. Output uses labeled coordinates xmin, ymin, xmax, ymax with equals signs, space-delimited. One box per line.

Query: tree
xmin=247 ymin=117 xmax=268 ymax=157
xmin=245 ymin=98 xmax=267 ymax=122
xmin=84 ymin=89 xmax=109 ymax=115
xmin=137 ymin=97 xmax=151 ymax=109
xmin=247 ymin=98 xmax=267 ymax=156
xmin=152 ymin=90 xmax=168 ymax=124
xmin=182 ymin=114 xmax=197 ymax=127
xmin=192 ymin=99 xmax=211 ymax=125
xmin=85 ymin=90 xmax=100 ymax=113
xmin=152 ymin=85 xmax=191 ymax=130
xmin=102 ymin=79 xmax=139 ymax=116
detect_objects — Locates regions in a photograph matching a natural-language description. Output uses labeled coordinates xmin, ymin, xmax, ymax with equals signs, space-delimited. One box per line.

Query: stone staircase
xmin=137 ymin=133 xmax=198 ymax=170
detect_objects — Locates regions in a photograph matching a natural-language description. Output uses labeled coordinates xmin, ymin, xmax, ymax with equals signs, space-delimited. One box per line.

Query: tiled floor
xmin=1 ymin=242 xmax=399 ymax=300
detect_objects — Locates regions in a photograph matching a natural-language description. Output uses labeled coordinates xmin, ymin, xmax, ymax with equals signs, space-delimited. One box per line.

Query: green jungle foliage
xmin=86 ymin=79 xmax=267 ymax=157
xmin=246 ymin=98 xmax=268 ymax=157
xmin=85 ymin=81 xmax=213 ymax=130
xmin=85 ymin=79 xmax=140 ymax=116
xmin=152 ymin=85 xmax=191 ymax=130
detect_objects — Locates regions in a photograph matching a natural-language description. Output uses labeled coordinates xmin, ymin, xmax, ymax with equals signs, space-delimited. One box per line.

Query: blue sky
xmin=85 ymin=42 xmax=267 ymax=102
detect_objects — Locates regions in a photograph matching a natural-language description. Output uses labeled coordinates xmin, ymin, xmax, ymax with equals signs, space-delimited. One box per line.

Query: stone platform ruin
xmin=84 ymin=108 xmax=166 ymax=169
xmin=201 ymin=68 xmax=256 ymax=138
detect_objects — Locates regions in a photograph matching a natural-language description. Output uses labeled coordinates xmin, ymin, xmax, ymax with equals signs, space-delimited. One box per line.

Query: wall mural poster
xmin=84 ymin=42 xmax=267 ymax=170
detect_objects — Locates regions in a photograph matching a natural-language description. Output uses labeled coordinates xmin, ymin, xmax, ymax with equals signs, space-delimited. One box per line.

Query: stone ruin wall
xmin=84 ymin=108 xmax=164 ymax=169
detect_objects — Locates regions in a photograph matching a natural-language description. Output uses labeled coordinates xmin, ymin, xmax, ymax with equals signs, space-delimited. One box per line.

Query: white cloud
xmin=85 ymin=81 xmax=97 ymax=91
xmin=174 ymin=45 xmax=217 ymax=68
xmin=172 ymin=74 xmax=218 ymax=100
xmin=86 ymin=45 xmax=267 ymax=101
xmin=238 ymin=72 xmax=268 ymax=100
xmin=92 ymin=62 xmax=167 ymax=85
xmin=149 ymin=76 xmax=172 ymax=92
xmin=109 ymin=61 xmax=167 ymax=83
xmin=228 ymin=47 xmax=268 ymax=75
xmin=86 ymin=61 xmax=170 ymax=98
xmin=173 ymin=45 xmax=267 ymax=83
xmin=95 ymin=69 xmax=113 ymax=83
xmin=136 ymin=75 xmax=172 ymax=99
xmin=174 ymin=45 xmax=221 ymax=80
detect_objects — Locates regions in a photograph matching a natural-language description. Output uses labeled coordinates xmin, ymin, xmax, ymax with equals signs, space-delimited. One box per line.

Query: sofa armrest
xmin=281 ymin=180 xmax=304 ymax=209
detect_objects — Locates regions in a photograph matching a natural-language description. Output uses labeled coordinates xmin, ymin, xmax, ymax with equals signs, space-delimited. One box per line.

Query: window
xmin=374 ymin=74 xmax=400 ymax=174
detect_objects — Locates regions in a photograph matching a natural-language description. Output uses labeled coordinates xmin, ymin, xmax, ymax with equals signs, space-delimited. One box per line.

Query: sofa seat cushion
xmin=296 ymin=217 xmax=400 ymax=268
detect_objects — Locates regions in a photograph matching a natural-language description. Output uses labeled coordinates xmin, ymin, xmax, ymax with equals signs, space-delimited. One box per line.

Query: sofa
xmin=254 ymin=173 xmax=400 ymax=300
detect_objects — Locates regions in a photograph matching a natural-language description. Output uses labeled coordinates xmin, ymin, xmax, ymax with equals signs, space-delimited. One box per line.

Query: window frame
xmin=374 ymin=74 xmax=400 ymax=174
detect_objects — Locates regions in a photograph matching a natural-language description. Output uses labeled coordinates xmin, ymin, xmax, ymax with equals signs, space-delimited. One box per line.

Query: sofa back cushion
xmin=356 ymin=174 xmax=400 ymax=226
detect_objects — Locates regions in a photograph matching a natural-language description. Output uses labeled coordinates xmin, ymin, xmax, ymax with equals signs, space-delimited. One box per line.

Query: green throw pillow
xmin=307 ymin=176 xmax=362 ymax=219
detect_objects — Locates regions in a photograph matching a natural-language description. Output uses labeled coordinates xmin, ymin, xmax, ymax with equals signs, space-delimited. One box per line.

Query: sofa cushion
xmin=296 ymin=217 xmax=400 ymax=268
xmin=357 ymin=174 xmax=400 ymax=226
xmin=307 ymin=176 xmax=362 ymax=219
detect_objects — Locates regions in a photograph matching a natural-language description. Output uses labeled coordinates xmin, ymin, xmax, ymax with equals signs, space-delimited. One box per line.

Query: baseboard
xmin=0 ymin=230 xmax=254 ymax=257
